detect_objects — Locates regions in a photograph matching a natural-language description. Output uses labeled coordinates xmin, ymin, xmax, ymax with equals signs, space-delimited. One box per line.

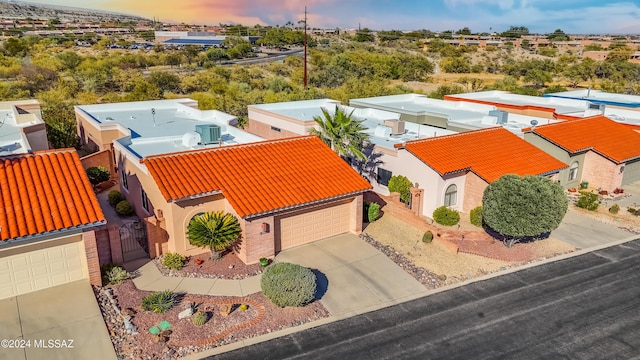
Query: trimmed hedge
xmin=86 ymin=166 xmax=110 ymax=185
xmin=422 ymin=231 xmax=433 ymax=243
xmin=388 ymin=175 xmax=413 ymax=204
xmin=261 ymin=262 xmax=316 ymax=307
xmin=470 ymin=206 xmax=483 ymax=227
xmin=115 ymin=200 xmax=134 ymax=216
xmin=576 ymin=192 xmax=599 ymax=211
xmin=107 ymin=190 xmax=125 ymax=207
xmin=433 ymin=206 xmax=460 ymax=226
xmin=367 ymin=202 xmax=380 ymax=223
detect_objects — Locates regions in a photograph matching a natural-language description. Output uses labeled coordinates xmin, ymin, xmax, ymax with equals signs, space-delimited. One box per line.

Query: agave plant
xmin=186 ymin=211 xmax=241 ymax=259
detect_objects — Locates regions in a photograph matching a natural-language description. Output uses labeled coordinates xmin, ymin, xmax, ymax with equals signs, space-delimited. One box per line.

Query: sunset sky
xmin=19 ymin=0 xmax=640 ymax=34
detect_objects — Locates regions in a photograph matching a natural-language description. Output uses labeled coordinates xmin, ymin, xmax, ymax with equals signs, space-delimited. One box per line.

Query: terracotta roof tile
xmin=143 ymin=136 xmax=372 ymax=218
xmin=0 ymin=149 xmax=105 ymax=241
xmin=404 ymin=127 xmax=567 ymax=183
xmin=529 ymin=116 xmax=640 ymax=163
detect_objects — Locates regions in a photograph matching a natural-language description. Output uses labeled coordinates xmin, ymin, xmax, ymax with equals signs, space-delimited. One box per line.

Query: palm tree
xmin=310 ymin=106 xmax=369 ymax=162
xmin=186 ymin=212 xmax=241 ymax=259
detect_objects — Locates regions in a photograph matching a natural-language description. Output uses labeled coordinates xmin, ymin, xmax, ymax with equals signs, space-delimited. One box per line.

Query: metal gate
xmin=120 ymin=221 xmax=148 ymax=262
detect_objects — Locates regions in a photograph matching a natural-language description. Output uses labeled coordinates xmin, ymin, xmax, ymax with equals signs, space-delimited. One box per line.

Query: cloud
xmin=444 ymin=0 xmax=516 ymax=10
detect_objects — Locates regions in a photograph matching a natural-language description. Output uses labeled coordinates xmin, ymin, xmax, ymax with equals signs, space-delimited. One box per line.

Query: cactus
xmin=192 ymin=311 xmax=207 ymax=326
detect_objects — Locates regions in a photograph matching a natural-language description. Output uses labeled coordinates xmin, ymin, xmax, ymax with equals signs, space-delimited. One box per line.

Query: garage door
xmin=278 ymin=202 xmax=351 ymax=251
xmin=0 ymin=240 xmax=89 ymax=300
xmin=622 ymin=159 xmax=640 ymax=185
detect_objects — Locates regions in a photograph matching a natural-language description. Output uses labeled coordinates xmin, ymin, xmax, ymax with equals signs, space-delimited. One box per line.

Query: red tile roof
xmin=0 ymin=149 xmax=105 ymax=241
xmin=142 ymin=136 xmax=372 ymax=218
xmin=404 ymin=127 xmax=567 ymax=183
xmin=529 ymin=116 xmax=640 ymax=163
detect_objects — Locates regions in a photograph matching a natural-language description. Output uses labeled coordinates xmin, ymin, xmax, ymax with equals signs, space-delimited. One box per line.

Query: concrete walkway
xmin=551 ymin=209 xmax=634 ymax=249
xmin=124 ymin=234 xmax=428 ymax=317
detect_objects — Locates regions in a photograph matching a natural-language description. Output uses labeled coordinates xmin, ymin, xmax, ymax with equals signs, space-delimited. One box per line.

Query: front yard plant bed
xmin=96 ymin=281 xmax=329 ymax=359
xmin=154 ymin=251 xmax=262 ymax=280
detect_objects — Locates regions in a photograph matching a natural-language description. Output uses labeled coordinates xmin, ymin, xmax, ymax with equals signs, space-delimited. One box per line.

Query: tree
xmin=388 ymin=175 xmax=413 ymax=204
xmin=482 ymin=175 xmax=568 ymax=247
xmin=186 ymin=212 xmax=241 ymax=259
xmin=310 ymin=106 xmax=369 ymax=161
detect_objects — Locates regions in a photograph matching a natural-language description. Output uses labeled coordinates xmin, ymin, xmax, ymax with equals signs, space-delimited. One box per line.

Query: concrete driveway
xmin=275 ymin=234 xmax=428 ymax=317
xmin=0 ymin=280 xmax=116 ymax=360
xmin=551 ymin=209 xmax=634 ymax=249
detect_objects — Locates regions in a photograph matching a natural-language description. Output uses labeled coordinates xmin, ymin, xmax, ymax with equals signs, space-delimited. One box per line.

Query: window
xmin=121 ymin=166 xmax=128 ymax=190
xmin=568 ymin=161 xmax=579 ymax=181
xmin=141 ymin=189 xmax=149 ymax=212
xmin=377 ymin=168 xmax=392 ymax=186
xmin=270 ymin=126 xmax=281 ymax=132
xmin=444 ymin=184 xmax=457 ymax=207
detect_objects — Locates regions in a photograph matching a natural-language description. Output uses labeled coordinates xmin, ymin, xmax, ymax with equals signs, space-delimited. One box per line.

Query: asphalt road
xmin=211 ymin=239 xmax=640 ymax=360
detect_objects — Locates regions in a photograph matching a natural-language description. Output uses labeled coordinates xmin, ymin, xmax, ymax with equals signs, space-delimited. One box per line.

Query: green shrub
xmin=261 ymin=262 xmax=316 ymax=307
xmin=115 ymin=200 xmax=134 ymax=216
xmin=162 ymin=253 xmax=186 ymax=270
xmin=107 ymin=190 xmax=125 ymax=207
xmin=367 ymin=202 xmax=380 ymax=222
xmin=470 ymin=206 xmax=483 ymax=227
xmin=192 ymin=311 xmax=207 ymax=326
xmin=388 ymin=175 xmax=413 ymax=204
xmin=100 ymin=263 xmax=130 ymax=285
xmin=433 ymin=206 xmax=460 ymax=226
xmin=141 ymin=290 xmax=176 ymax=313
xmin=86 ymin=166 xmax=110 ymax=185
xmin=422 ymin=231 xmax=433 ymax=243
xmin=628 ymin=207 xmax=640 ymax=216
xmin=576 ymin=192 xmax=599 ymax=211
xmin=609 ymin=204 xmax=620 ymax=214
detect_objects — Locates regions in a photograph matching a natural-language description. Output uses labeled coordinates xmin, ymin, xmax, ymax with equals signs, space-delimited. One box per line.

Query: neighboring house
xmin=349 ymin=94 xmax=558 ymax=132
xmin=523 ymin=116 xmax=640 ymax=190
xmin=142 ymin=136 xmax=371 ymax=264
xmin=75 ymin=99 xmax=371 ymax=264
xmin=445 ymin=90 xmax=640 ymax=126
xmin=0 ymin=99 xmax=49 ymax=154
xmin=0 ymin=149 xmax=106 ymax=300
xmin=391 ymin=128 xmax=567 ymax=216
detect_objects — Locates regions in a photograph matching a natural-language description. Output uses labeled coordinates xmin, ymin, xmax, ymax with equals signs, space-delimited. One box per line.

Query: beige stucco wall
xmin=523 ymin=133 xmax=578 ymax=187
xmin=246 ymin=106 xmax=317 ymax=139
xmin=22 ymin=123 xmax=48 ymax=151
xmin=246 ymin=119 xmax=305 ymax=140
xmin=463 ymin=172 xmax=489 ymax=212
xmin=76 ymin=110 xmax=126 ymax=151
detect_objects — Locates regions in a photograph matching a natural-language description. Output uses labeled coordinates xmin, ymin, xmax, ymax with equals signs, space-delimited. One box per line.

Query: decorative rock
xmin=228 ymin=265 xmax=234 ymax=269
xmin=178 ymin=307 xmax=194 ymax=319
xmin=219 ymin=304 xmax=232 ymax=317
xmin=121 ymin=308 xmax=135 ymax=317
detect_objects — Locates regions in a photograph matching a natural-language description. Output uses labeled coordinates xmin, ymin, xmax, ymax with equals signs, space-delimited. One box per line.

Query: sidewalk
xmin=123 ymin=260 xmax=262 ymax=296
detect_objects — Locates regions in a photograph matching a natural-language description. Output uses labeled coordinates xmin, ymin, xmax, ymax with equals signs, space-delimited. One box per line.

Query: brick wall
xmin=581 ymin=151 xmax=623 ymax=191
xmin=80 ymin=149 xmax=115 ymax=179
xmin=463 ymin=172 xmax=488 ymax=212
xmin=82 ymin=230 xmax=102 ymax=286
xmin=94 ymin=226 xmax=112 ymax=265
xmin=237 ymin=217 xmax=275 ymax=264
xmin=145 ymin=216 xmax=169 ymax=259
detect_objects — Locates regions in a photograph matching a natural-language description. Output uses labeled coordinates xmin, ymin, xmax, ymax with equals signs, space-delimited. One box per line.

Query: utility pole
xmin=303 ymin=6 xmax=308 ymax=89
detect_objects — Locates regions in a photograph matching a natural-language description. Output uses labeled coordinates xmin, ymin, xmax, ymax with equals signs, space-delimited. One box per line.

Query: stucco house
xmin=75 ymin=99 xmax=371 ymax=264
xmin=0 ymin=99 xmax=49 ymax=154
xmin=0 ymin=149 xmax=106 ymax=300
xmin=523 ymin=116 xmax=640 ymax=191
xmin=388 ymin=127 xmax=568 ymax=216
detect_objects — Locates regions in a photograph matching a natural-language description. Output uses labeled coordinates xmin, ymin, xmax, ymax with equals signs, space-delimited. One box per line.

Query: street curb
xmin=180 ymin=234 xmax=640 ymax=359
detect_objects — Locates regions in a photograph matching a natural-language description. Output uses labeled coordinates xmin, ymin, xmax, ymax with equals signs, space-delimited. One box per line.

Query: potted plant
xmin=195 ymin=258 xmax=204 ymax=266
xmin=580 ymin=181 xmax=589 ymax=190
xmin=259 ymin=257 xmax=269 ymax=267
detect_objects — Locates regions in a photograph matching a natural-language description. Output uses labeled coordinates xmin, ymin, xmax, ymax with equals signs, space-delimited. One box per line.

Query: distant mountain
xmin=0 ymin=0 xmax=149 ymax=23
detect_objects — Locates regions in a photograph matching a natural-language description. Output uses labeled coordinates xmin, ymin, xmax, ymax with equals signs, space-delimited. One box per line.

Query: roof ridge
xmin=141 ymin=135 xmax=317 ymax=161
xmin=0 ymin=148 xmax=76 ymax=160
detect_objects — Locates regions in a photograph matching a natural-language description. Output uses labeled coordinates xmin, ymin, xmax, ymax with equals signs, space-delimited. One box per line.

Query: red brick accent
xmin=82 ymin=230 xmax=102 ymax=286
xmin=108 ymin=225 xmax=123 ymax=264
xmin=236 ymin=217 xmax=275 ymax=264
xmin=94 ymin=226 xmax=112 ymax=265
xmin=145 ymin=216 xmax=169 ymax=259
xmin=410 ymin=187 xmax=424 ymax=217
xmin=80 ymin=149 xmax=116 ymax=179
xmin=463 ymin=172 xmax=488 ymax=213
xmin=580 ymin=151 xmax=623 ymax=191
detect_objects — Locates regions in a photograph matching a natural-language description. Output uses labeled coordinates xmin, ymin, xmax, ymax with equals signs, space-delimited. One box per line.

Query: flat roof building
xmin=544 ymin=89 xmax=640 ymax=109
xmin=0 ymin=99 xmax=48 ymax=155
xmin=349 ymin=94 xmax=558 ymax=133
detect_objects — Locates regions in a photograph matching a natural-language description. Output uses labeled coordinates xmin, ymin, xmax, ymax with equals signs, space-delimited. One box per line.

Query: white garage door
xmin=278 ymin=202 xmax=351 ymax=251
xmin=0 ymin=240 xmax=89 ymax=300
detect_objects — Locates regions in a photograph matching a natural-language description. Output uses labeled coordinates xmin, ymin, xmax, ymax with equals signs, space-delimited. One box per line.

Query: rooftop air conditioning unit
xmin=587 ymin=102 xmax=605 ymax=113
xmin=195 ymin=124 xmax=221 ymax=145
xmin=383 ymin=119 xmax=405 ymax=135
xmin=488 ymin=110 xmax=508 ymax=124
